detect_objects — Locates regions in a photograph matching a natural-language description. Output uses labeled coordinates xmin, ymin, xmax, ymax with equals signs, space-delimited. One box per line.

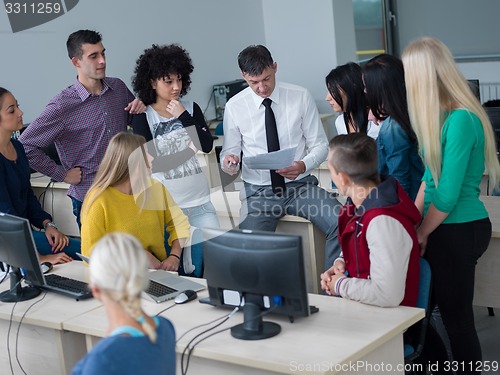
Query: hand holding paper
xmin=245 ymin=147 xmax=296 ymax=170
xmin=276 ymin=161 xmax=306 ymax=181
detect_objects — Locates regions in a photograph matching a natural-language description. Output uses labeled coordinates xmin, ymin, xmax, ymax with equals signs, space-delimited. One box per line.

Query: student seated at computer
xmin=0 ymin=87 xmax=79 ymax=264
xmin=72 ymin=232 xmax=176 ymax=375
xmin=320 ymin=133 xmax=420 ymax=307
xmin=80 ymin=132 xmax=190 ymax=272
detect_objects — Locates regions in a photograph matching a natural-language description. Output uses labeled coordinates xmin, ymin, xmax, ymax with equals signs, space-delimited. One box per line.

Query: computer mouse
xmin=40 ymin=262 xmax=53 ymax=274
xmin=174 ymin=290 xmax=197 ymax=304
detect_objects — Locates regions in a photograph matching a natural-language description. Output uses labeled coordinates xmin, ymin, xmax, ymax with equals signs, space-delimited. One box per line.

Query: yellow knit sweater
xmin=81 ymin=181 xmax=190 ymax=260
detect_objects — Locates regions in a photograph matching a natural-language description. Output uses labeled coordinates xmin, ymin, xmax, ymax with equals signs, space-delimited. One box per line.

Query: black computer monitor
xmin=0 ymin=213 xmax=44 ymax=302
xmin=202 ymin=228 xmax=310 ymax=340
xmin=485 ymin=107 xmax=500 ymax=153
xmin=468 ymin=79 xmax=481 ymax=102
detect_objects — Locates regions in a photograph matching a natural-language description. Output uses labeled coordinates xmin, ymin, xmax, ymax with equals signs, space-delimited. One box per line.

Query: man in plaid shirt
xmin=20 ymin=30 xmax=145 ymax=229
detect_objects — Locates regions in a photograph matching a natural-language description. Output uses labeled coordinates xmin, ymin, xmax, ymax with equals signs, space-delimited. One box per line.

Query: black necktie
xmin=263 ymin=98 xmax=286 ymax=195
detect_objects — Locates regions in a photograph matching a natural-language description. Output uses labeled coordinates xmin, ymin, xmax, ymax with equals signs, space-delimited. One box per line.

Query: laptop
xmin=77 ymin=253 xmax=204 ymax=303
xmin=145 ymin=270 xmax=205 ymax=303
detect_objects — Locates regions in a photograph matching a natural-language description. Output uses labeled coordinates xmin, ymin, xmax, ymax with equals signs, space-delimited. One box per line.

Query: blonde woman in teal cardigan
xmin=403 ymin=37 xmax=500 ymax=374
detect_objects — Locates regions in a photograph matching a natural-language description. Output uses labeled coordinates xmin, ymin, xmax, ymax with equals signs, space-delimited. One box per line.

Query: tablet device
xmin=76 ymin=252 xmax=90 ymax=263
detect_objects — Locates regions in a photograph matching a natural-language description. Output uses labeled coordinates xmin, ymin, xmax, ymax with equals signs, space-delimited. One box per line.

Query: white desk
xmin=30 ymin=173 xmax=80 ymax=237
xmin=475 ymin=196 xmax=500 ymax=308
xmin=61 ymin=265 xmax=424 ymax=375
xmin=210 ymin=189 xmax=326 ymax=294
xmin=0 ymin=262 xmax=101 ymax=375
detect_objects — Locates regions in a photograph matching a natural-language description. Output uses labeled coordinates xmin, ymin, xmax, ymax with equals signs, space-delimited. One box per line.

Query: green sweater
xmin=423 ymin=109 xmax=488 ymax=223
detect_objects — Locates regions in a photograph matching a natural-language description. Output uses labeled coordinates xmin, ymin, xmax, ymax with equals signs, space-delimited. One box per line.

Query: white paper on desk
xmin=245 ymin=147 xmax=296 ymax=170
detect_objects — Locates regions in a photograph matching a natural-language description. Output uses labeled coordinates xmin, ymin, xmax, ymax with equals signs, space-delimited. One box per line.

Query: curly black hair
xmin=132 ymin=44 xmax=194 ymax=105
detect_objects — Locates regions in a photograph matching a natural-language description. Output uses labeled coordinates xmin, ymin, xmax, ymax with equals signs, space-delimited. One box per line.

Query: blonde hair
xmin=402 ymin=37 xmax=500 ymax=188
xmin=82 ymin=132 xmax=152 ymax=217
xmin=89 ymin=232 xmax=157 ymax=342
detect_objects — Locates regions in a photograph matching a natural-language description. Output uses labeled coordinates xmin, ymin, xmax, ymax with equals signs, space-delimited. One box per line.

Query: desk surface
xmin=475 ymin=196 xmax=500 ymax=308
xmin=30 ymin=172 xmax=70 ymax=190
xmin=481 ymin=195 xmax=500 ymax=236
xmin=62 ymin=263 xmax=424 ymax=375
xmin=0 ymin=261 xmax=99 ymax=330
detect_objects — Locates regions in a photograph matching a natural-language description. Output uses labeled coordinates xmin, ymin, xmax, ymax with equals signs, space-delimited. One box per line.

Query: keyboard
xmin=43 ymin=274 xmax=93 ymax=300
xmin=146 ymin=279 xmax=177 ymax=298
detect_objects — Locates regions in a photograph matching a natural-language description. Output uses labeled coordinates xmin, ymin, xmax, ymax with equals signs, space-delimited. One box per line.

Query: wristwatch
xmin=44 ymin=221 xmax=58 ymax=230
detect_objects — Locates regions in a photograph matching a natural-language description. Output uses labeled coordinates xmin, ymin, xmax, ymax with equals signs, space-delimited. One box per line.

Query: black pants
xmin=425 ymin=217 xmax=491 ymax=374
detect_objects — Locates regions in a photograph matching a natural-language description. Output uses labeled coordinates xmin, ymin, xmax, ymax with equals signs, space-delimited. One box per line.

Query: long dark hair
xmin=363 ymin=54 xmax=417 ymax=143
xmin=325 ymin=62 xmax=368 ymax=134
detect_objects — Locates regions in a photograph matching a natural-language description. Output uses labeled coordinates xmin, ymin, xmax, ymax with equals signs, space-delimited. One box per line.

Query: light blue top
xmin=377 ymin=116 xmax=424 ymax=200
xmin=71 ymin=316 xmax=175 ymax=375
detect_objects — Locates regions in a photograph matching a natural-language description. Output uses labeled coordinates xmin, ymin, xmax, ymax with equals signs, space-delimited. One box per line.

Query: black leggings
xmin=425 ymin=217 xmax=491 ymax=374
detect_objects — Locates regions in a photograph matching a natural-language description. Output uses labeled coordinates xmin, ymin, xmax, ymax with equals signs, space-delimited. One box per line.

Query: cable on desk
xmin=180 ymin=309 xmax=237 ymax=375
xmin=176 ymin=307 xmax=238 ymax=344
xmin=181 ymin=305 xmax=278 ymax=375
xmin=34 ymin=179 xmax=56 ymax=233
xmin=15 ymin=292 xmax=47 ymax=375
xmin=154 ymin=302 xmax=177 ymax=317
xmin=182 ymin=326 xmax=232 ymax=373
xmin=37 ymin=179 xmax=54 ymax=210
xmin=6 ymin=278 xmax=22 ymax=375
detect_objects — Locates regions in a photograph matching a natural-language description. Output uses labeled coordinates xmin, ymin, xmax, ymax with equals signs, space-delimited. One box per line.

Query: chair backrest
xmin=416 ymin=257 xmax=432 ymax=312
xmin=214 ymin=122 xmax=224 ymax=136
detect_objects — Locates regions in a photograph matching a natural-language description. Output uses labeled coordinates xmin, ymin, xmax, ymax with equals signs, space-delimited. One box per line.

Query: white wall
xmin=0 ymin=0 xmax=356 ymax=125
xmin=262 ymin=0 xmax=356 ymax=115
xmin=0 ymin=0 xmax=266 ymax=122
xmin=395 ymin=0 xmax=500 ymax=101
xmin=396 ymin=0 xmax=500 ymax=57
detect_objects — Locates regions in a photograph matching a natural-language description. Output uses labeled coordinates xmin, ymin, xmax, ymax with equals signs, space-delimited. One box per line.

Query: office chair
xmin=164 ymin=228 xmax=204 ymax=278
xmin=214 ymin=122 xmax=224 ymax=136
xmin=404 ymin=257 xmax=432 ymax=373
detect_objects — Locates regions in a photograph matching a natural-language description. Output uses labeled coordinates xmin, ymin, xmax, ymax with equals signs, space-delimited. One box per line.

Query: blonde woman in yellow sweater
xmin=81 ymin=132 xmax=190 ymax=272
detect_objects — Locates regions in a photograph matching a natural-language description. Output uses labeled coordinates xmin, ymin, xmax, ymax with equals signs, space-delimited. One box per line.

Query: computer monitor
xmin=0 ymin=213 xmax=44 ymax=302
xmin=468 ymin=79 xmax=481 ymax=102
xmin=202 ymin=228 xmax=310 ymax=340
xmin=485 ymin=107 xmax=500 ymax=154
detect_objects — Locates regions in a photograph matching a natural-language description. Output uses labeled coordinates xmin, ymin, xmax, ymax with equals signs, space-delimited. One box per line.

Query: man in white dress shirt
xmin=221 ymin=45 xmax=341 ymax=269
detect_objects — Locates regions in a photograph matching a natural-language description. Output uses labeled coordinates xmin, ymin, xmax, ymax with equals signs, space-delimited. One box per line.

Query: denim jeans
xmin=181 ymin=201 xmax=220 ymax=232
xmin=70 ymin=196 xmax=83 ymax=230
xmin=32 ymin=230 xmax=81 ymax=260
xmin=239 ymin=175 xmax=341 ymax=271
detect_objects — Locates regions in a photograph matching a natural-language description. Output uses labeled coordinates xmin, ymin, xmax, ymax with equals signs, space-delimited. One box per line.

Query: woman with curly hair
xmin=132 ymin=44 xmax=219 ymax=266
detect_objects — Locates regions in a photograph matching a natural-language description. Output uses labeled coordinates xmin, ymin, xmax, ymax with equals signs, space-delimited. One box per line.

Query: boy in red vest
xmin=320 ymin=133 xmax=420 ymax=307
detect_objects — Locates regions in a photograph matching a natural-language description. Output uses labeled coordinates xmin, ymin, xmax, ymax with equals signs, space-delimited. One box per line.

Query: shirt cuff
xmin=334 ymin=276 xmax=348 ymax=296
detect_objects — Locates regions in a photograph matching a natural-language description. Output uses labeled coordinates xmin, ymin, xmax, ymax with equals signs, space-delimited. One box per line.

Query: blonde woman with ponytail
xmin=403 ymin=37 xmax=500 ymax=374
xmin=72 ymin=232 xmax=175 ymax=375
xmin=81 ymin=132 xmax=190 ymax=272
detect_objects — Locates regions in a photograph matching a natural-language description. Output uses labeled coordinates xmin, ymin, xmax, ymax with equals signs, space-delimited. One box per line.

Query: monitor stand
xmin=0 ymin=267 xmax=41 ymax=303
xmin=230 ymin=294 xmax=281 ymax=340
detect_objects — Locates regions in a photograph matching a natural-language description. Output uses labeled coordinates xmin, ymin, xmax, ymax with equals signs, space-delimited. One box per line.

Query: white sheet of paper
xmin=245 ymin=147 xmax=296 ymax=170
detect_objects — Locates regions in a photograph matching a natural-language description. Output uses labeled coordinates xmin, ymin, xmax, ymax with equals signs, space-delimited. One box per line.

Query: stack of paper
xmin=244 ymin=147 xmax=296 ymax=170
